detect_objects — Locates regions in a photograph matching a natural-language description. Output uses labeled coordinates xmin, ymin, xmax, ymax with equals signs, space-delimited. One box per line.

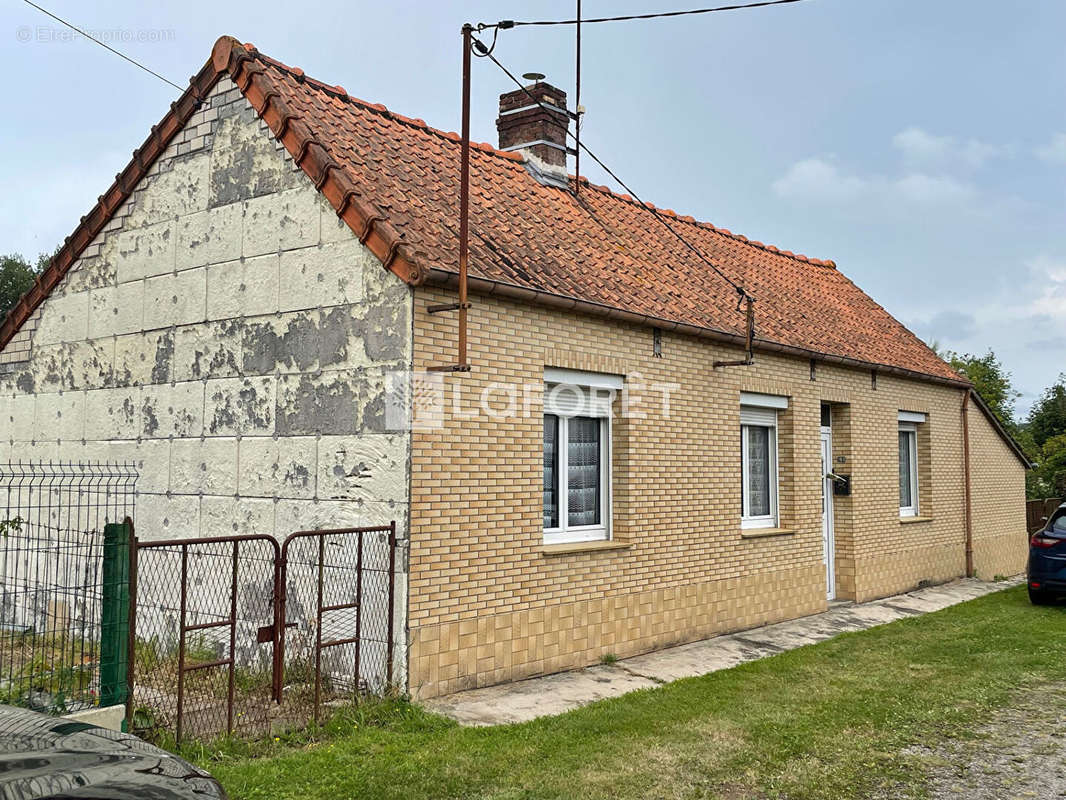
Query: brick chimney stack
xmin=496 ymin=81 xmax=570 ymax=169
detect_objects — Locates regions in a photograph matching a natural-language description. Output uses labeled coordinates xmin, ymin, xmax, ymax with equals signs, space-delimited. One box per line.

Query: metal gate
xmin=278 ymin=525 xmax=397 ymax=724
xmin=129 ymin=524 xmax=397 ymax=743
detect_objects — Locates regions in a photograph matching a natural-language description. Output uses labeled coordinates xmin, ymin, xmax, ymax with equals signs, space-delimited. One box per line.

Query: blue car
xmin=1029 ymin=502 xmax=1066 ymax=604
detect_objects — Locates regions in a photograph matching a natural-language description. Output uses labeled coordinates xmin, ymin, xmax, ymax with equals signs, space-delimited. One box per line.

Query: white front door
xmin=821 ymin=428 xmax=836 ymax=601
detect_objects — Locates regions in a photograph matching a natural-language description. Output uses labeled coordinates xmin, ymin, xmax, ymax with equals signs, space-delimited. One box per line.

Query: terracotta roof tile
xmin=0 ymin=36 xmax=963 ymax=386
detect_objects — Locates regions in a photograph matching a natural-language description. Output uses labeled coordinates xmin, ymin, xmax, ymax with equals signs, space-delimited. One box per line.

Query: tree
xmin=1027 ymin=376 xmax=1066 ymax=449
xmin=1025 ymin=376 xmax=1066 ymax=499
xmin=947 ymin=350 xmax=1021 ymax=433
xmin=1028 ymin=433 xmax=1066 ymax=499
xmin=0 ymin=253 xmax=41 ymax=320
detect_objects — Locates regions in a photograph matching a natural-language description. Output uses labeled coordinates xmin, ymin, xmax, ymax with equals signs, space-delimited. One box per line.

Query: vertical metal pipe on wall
xmin=962 ymin=390 xmax=974 ymax=577
xmin=457 ymin=23 xmax=471 ymax=369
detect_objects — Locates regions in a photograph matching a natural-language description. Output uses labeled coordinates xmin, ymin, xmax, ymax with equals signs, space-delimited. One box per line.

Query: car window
xmin=1052 ymin=513 xmax=1066 ymax=534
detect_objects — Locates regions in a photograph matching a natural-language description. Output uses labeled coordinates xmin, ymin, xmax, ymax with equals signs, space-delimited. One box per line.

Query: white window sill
xmin=543 ymin=526 xmax=609 ymax=545
xmin=740 ymin=527 xmax=795 ymax=540
xmin=540 ymin=540 xmax=632 ymax=556
xmin=741 ymin=519 xmax=778 ymax=531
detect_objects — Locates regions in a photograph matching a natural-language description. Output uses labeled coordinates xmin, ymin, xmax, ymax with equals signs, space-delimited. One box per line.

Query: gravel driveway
xmin=910 ymin=682 xmax=1066 ymax=800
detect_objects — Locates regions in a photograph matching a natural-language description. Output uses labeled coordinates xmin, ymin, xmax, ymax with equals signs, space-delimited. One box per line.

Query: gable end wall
xmin=0 ymin=77 xmax=414 ymax=684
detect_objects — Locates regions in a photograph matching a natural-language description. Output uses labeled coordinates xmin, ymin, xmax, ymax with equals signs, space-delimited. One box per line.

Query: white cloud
xmin=893 ymin=173 xmax=976 ymax=205
xmin=1036 ymin=133 xmax=1066 ymax=165
xmin=770 ymin=158 xmax=867 ymax=202
xmin=772 ymin=157 xmax=977 ymax=209
xmin=1020 ymin=254 xmax=1066 ymax=317
xmin=892 ymin=126 xmax=1008 ymax=169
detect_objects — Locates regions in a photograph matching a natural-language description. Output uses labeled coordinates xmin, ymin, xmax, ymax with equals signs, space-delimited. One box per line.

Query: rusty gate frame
xmin=275 ymin=523 xmax=397 ymax=721
xmin=129 ymin=523 xmax=397 ymax=741
xmin=130 ymin=534 xmax=281 ymax=742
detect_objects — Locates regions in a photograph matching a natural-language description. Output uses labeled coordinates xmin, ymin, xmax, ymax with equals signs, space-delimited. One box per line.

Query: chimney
xmin=496 ymin=78 xmax=570 ymax=177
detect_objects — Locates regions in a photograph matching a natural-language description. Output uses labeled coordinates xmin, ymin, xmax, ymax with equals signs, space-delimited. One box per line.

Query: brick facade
xmin=407 ymin=286 xmax=1028 ymax=699
xmin=968 ymin=402 xmax=1028 ymax=579
xmin=0 ymin=62 xmax=1027 ymax=704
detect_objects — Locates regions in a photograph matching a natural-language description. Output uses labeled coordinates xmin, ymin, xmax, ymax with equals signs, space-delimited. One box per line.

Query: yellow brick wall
xmin=968 ymin=402 xmax=1028 ymax=579
xmin=408 ymin=286 xmax=1025 ymax=698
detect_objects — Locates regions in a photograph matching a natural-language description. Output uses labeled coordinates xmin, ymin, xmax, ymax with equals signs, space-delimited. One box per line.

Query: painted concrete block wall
xmin=407 ymin=285 xmax=1025 ymax=699
xmin=0 ymin=78 xmax=413 ymax=684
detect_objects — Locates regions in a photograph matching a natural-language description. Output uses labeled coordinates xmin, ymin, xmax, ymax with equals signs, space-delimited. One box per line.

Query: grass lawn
xmin=194 ymin=586 xmax=1066 ymax=800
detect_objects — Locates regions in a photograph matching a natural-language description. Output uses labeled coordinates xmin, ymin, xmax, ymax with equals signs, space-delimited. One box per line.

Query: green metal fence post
xmin=100 ymin=521 xmax=131 ymax=708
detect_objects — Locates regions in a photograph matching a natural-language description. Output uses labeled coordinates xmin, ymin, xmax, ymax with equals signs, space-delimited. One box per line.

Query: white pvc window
xmin=899 ymin=422 xmax=919 ymax=518
xmin=543 ymin=373 xmax=619 ymax=544
xmin=741 ymin=405 xmax=779 ymax=529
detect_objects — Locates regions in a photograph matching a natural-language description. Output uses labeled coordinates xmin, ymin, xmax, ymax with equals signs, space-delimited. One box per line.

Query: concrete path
xmin=422 ymin=576 xmax=1022 ymax=726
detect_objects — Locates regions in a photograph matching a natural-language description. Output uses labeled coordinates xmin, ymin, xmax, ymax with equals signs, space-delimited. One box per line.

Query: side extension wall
xmin=968 ymin=402 xmax=1028 ymax=579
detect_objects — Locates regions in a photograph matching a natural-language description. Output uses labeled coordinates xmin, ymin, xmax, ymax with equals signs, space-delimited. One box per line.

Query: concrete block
xmin=65 ymin=256 xmax=117 ymax=293
xmin=133 ymin=438 xmax=171 ymax=495
xmin=125 ymin=153 xmax=210 ymax=227
xmin=64 ymin=704 xmax=125 ymax=732
xmin=272 ymin=501 xmax=405 ymax=546
xmin=66 ymin=339 xmax=115 ymax=390
xmin=33 ymin=291 xmax=90 ymax=347
xmin=275 ymin=369 xmax=388 ymax=436
xmin=320 ymin=201 xmax=353 ymax=244
xmin=28 ymin=344 xmax=69 ymax=393
xmin=201 ymin=495 xmax=276 ymax=538
xmin=77 ymin=439 xmax=138 ymax=472
xmin=33 ymin=391 xmax=85 ymax=443
xmin=242 ymin=187 xmax=320 ymax=257
xmin=173 ymin=320 xmax=242 ymax=382
xmin=9 ymin=394 xmax=36 ymax=441
xmin=8 ymin=440 xmax=58 ymax=463
xmin=140 ymin=381 xmax=204 ymax=439
xmin=238 ymin=435 xmax=316 ymax=499
xmin=112 ymin=220 xmax=175 ymax=283
xmin=277 ymin=239 xmax=365 ymax=313
xmin=176 ymin=202 xmax=242 ymax=269
xmin=206 ymin=254 xmax=279 ymax=321
xmin=170 ymin=436 xmax=237 ymax=495
xmin=362 ymin=290 xmax=410 ymax=363
xmin=89 ymin=282 xmax=144 ymax=339
xmin=204 ymin=376 xmax=275 ymax=436
xmin=84 ymin=387 xmax=140 ymax=440
xmin=136 ymin=493 xmax=201 ymax=541
xmin=209 ymin=113 xmax=302 ymax=207
xmin=274 ymin=498 xmax=402 ymax=538
xmin=114 ymin=330 xmax=174 ymax=387
xmin=317 ymin=434 xmax=408 ymax=505
xmin=242 ymin=307 xmax=367 ymax=376
xmin=144 ymin=269 xmax=207 ymax=328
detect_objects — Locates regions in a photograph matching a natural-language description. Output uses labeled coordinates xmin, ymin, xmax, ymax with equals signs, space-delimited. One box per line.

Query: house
xmin=0 ymin=37 xmax=1030 ymax=700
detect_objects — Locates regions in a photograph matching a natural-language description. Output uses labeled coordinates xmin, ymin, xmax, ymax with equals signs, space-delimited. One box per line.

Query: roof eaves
xmin=210 ymin=37 xmax=432 ymax=286
xmin=969 ymin=388 xmax=1035 ymax=469
xmin=425 ymin=267 xmax=974 ymax=390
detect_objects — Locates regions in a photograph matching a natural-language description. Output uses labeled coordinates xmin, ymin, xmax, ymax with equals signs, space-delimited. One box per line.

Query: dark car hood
xmin=0 ymin=706 xmax=225 ymax=800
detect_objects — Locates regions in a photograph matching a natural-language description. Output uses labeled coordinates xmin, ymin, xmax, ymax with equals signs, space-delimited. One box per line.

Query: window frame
xmin=543 ymin=376 xmax=617 ymax=545
xmin=898 ymin=421 xmax=919 ymax=518
xmin=740 ymin=405 xmax=780 ymax=530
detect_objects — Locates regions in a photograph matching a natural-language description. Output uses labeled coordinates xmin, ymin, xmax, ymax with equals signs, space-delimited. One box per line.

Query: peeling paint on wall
xmin=0 ymin=76 xmax=415 ymax=691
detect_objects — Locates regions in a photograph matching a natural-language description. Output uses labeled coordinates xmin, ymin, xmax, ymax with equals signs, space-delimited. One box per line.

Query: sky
xmin=2 ymin=0 xmax=1063 ymax=416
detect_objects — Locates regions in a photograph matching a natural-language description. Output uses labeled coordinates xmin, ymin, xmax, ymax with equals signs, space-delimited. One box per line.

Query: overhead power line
xmin=481 ymin=0 xmax=807 ymax=29
xmin=473 ymin=34 xmax=752 ymax=305
xmin=21 ymin=0 xmax=184 ymax=92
